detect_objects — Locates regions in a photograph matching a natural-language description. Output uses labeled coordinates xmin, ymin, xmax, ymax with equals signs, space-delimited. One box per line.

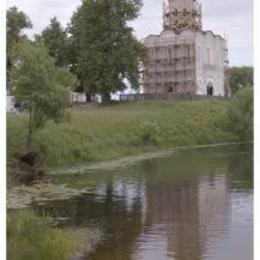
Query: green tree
xmin=229 ymin=66 xmax=254 ymax=94
xmin=11 ymin=42 xmax=76 ymax=149
xmin=69 ymin=0 xmax=147 ymax=103
xmin=7 ymin=6 xmax=32 ymax=87
xmin=37 ymin=17 xmax=69 ymax=67
xmin=226 ymin=87 xmax=253 ymax=141
xmin=7 ymin=6 xmax=32 ymax=50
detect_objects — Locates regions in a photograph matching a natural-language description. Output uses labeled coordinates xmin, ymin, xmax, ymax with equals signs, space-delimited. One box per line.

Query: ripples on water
xmin=19 ymin=144 xmax=253 ymax=260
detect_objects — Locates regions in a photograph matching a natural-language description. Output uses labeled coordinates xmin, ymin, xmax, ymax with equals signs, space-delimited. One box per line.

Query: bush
xmin=226 ymin=87 xmax=253 ymax=141
xmin=7 ymin=210 xmax=85 ymax=260
xmin=229 ymin=66 xmax=254 ymax=94
xmin=140 ymin=119 xmax=160 ymax=145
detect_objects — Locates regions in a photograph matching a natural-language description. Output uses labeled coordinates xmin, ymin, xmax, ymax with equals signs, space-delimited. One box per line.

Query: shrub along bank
xmin=7 ymin=99 xmax=241 ymax=170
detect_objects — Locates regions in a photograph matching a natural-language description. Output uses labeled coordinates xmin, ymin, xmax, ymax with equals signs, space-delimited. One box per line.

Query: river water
xmin=30 ymin=144 xmax=253 ymax=260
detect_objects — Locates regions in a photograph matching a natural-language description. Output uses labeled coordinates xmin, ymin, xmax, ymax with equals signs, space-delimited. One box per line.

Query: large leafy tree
xmin=7 ymin=6 xmax=32 ymax=50
xmin=11 ymin=42 xmax=76 ymax=149
xmin=229 ymin=66 xmax=254 ymax=94
xmin=38 ymin=17 xmax=69 ymax=68
xmin=69 ymin=0 xmax=146 ymax=103
xmin=7 ymin=6 xmax=32 ymax=87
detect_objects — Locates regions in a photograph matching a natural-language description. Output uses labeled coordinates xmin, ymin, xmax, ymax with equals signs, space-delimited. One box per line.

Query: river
xmin=9 ymin=144 xmax=253 ymax=259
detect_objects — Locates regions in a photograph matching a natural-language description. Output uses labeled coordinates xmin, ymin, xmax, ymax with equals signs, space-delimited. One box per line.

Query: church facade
xmin=142 ymin=0 xmax=230 ymax=97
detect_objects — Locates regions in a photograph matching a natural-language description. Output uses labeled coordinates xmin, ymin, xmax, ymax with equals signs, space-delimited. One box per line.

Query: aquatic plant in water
xmin=7 ymin=182 xmax=90 ymax=210
xmin=7 ymin=210 xmax=102 ymax=260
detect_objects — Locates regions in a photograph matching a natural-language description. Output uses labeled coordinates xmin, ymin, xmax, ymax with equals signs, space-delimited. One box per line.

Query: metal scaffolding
xmin=163 ymin=0 xmax=202 ymax=32
xmin=143 ymin=41 xmax=197 ymax=95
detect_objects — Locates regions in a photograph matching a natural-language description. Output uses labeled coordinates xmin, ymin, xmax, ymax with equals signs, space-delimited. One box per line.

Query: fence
xmin=119 ymin=93 xmax=229 ymax=102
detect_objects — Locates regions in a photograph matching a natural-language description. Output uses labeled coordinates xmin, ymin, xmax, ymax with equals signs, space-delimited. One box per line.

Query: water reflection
xmin=34 ymin=145 xmax=253 ymax=260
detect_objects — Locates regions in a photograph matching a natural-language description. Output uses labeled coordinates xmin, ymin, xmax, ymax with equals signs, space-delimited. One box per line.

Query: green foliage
xmin=226 ymin=88 xmax=253 ymax=141
xmin=140 ymin=119 xmax=160 ymax=145
xmin=229 ymin=66 xmax=254 ymax=94
xmin=37 ymin=17 xmax=69 ymax=67
xmin=7 ymin=100 xmax=235 ymax=169
xmin=7 ymin=210 xmax=85 ymax=260
xmin=69 ymin=0 xmax=147 ymax=102
xmin=10 ymin=42 xmax=76 ymax=149
xmin=7 ymin=6 xmax=32 ymax=51
xmin=7 ymin=6 xmax=32 ymax=86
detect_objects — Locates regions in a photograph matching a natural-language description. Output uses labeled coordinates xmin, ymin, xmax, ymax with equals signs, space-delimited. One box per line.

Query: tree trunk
xmin=85 ymin=91 xmax=92 ymax=103
xmin=102 ymin=91 xmax=111 ymax=104
xmin=27 ymin=128 xmax=33 ymax=150
xmin=27 ymin=106 xmax=34 ymax=150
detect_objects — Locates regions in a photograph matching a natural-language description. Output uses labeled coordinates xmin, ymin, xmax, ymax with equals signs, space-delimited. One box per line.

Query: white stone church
xmin=142 ymin=0 xmax=230 ymax=97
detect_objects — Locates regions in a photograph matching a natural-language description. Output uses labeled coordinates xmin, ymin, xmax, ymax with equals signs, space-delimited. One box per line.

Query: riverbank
xmin=7 ymin=100 xmax=236 ymax=171
xmin=7 ymin=210 xmax=102 ymax=260
xmin=51 ymin=142 xmax=251 ymax=175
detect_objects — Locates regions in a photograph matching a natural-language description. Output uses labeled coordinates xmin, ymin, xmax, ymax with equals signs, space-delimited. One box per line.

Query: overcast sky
xmin=7 ymin=0 xmax=253 ymax=66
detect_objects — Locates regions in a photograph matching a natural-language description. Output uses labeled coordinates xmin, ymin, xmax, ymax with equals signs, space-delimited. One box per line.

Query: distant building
xmin=7 ymin=95 xmax=15 ymax=112
xmin=70 ymin=92 xmax=104 ymax=104
xmin=143 ymin=0 xmax=230 ymax=97
xmin=71 ymin=92 xmax=87 ymax=103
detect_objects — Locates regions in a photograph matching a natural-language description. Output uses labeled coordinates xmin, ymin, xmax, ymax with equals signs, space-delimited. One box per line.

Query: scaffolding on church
xmin=143 ymin=40 xmax=197 ymax=95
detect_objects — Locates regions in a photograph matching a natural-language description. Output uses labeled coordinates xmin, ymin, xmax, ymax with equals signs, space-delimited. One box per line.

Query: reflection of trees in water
xmin=34 ymin=177 xmax=146 ymax=260
xmin=227 ymin=148 xmax=253 ymax=190
xmin=87 ymin=179 xmax=146 ymax=260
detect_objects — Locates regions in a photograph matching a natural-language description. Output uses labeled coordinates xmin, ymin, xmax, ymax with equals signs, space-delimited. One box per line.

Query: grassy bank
xmin=7 ymin=210 xmax=97 ymax=260
xmin=7 ymin=100 xmax=235 ymax=169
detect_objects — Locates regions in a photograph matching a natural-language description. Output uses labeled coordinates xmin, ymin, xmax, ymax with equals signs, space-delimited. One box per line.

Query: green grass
xmin=7 ymin=210 xmax=88 ymax=260
xmin=7 ymin=100 xmax=236 ymax=169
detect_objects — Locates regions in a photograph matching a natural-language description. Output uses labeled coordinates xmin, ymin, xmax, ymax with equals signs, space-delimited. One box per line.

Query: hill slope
xmin=7 ymin=100 xmax=235 ymax=168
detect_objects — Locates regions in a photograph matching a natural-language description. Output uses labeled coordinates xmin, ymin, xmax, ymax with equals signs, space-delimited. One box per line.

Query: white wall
xmin=7 ymin=96 xmax=15 ymax=112
xmin=195 ymin=31 xmax=226 ymax=96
